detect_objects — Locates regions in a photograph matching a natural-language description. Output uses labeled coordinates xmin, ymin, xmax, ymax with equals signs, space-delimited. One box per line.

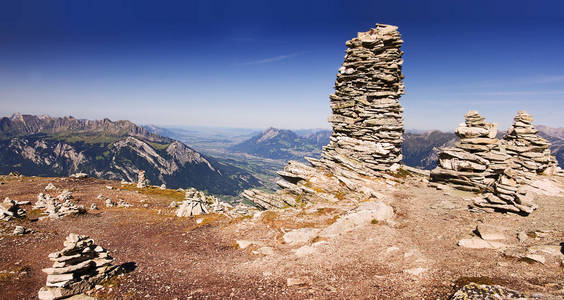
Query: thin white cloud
xmin=469 ymin=90 xmax=564 ymax=96
xmin=237 ymin=52 xmax=302 ymax=65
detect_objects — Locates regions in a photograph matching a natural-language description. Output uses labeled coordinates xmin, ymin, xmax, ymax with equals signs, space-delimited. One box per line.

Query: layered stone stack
xmin=38 ymin=233 xmax=118 ymax=300
xmin=241 ymin=24 xmax=407 ymax=211
xmin=431 ymin=110 xmax=543 ymax=214
xmin=34 ymin=193 xmax=85 ymax=219
xmin=431 ymin=111 xmax=506 ymax=192
xmin=176 ymin=188 xmax=212 ymax=217
xmin=503 ymin=111 xmax=558 ymax=176
xmin=136 ymin=170 xmax=149 ymax=188
xmin=0 ymin=197 xmax=27 ymax=221
xmin=320 ymin=24 xmax=405 ymax=176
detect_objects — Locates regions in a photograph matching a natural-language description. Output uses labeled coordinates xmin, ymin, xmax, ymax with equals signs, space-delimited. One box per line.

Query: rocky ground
xmin=0 ymin=174 xmax=563 ymax=299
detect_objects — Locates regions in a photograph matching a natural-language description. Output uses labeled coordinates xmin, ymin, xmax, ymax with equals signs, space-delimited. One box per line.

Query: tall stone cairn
xmin=320 ymin=24 xmax=405 ymax=176
xmin=503 ymin=111 xmax=558 ymax=176
xmin=38 ymin=233 xmax=118 ymax=300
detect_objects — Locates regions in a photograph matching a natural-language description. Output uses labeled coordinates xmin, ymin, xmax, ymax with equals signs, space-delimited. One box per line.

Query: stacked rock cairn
xmin=241 ymin=24 xmax=407 ymax=210
xmin=34 ymin=191 xmax=85 ymax=219
xmin=38 ymin=233 xmax=118 ymax=300
xmin=320 ymin=24 xmax=405 ymax=176
xmin=0 ymin=197 xmax=27 ymax=221
xmin=430 ymin=111 xmax=505 ymax=192
xmin=431 ymin=110 xmax=558 ymax=214
xmin=136 ymin=170 xmax=149 ymax=188
xmin=175 ymin=188 xmax=234 ymax=217
xmin=503 ymin=111 xmax=558 ymax=176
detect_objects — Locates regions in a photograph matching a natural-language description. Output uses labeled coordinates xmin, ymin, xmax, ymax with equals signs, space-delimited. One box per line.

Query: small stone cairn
xmin=38 ymin=233 xmax=117 ymax=300
xmin=320 ymin=24 xmax=405 ymax=176
xmin=0 ymin=197 xmax=27 ymax=221
xmin=176 ymin=188 xmax=211 ymax=217
xmin=34 ymin=192 xmax=85 ymax=219
xmin=504 ymin=111 xmax=558 ymax=176
xmin=136 ymin=170 xmax=149 ymax=188
xmin=431 ymin=111 xmax=507 ymax=192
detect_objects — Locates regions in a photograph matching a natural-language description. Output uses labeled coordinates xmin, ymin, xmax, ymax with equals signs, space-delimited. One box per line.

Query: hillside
xmin=0 ymin=114 xmax=259 ymax=195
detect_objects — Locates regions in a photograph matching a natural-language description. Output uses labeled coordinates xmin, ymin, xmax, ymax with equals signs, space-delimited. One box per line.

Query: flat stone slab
xmin=283 ymin=228 xmax=320 ymax=245
xmin=457 ymin=238 xmax=507 ymax=249
xmin=476 ymin=224 xmax=506 ymax=240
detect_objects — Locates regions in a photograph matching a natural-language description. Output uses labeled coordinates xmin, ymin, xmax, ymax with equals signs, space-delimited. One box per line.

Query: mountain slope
xmin=402 ymin=131 xmax=457 ymax=170
xmin=0 ymin=114 xmax=259 ymax=195
xmin=228 ymin=127 xmax=326 ymax=161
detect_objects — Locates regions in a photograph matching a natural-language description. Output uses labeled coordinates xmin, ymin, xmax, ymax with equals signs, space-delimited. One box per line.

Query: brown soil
xmin=0 ymin=175 xmax=563 ymax=299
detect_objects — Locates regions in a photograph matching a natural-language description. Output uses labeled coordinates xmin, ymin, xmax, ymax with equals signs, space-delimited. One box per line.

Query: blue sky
xmin=0 ymin=0 xmax=563 ymax=130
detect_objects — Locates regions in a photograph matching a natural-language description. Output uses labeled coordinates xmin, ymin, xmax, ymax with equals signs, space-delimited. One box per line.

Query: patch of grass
xmin=146 ymin=142 xmax=170 ymax=151
xmin=0 ymin=272 xmax=15 ymax=282
xmin=26 ymin=208 xmax=44 ymax=220
xmin=371 ymin=219 xmax=385 ymax=225
xmin=334 ymin=191 xmax=345 ymax=201
xmin=388 ymin=168 xmax=411 ymax=179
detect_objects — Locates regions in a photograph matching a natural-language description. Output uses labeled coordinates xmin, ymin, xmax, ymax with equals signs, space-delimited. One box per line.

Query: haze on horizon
xmin=1 ymin=0 xmax=563 ymax=131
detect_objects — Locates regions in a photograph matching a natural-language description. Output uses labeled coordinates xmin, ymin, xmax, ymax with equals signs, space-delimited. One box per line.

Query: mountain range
xmin=0 ymin=113 xmax=259 ymax=195
xmin=228 ymin=127 xmax=331 ymax=161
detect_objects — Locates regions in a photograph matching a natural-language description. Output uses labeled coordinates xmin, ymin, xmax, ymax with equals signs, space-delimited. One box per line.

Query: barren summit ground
xmin=1 ymin=174 xmax=562 ymax=299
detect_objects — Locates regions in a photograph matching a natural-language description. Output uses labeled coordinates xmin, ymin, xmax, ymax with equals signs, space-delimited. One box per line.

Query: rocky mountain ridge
xmin=0 ymin=114 xmax=259 ymax=195
xmin=228 ymin=127 xmax=330 ymax=161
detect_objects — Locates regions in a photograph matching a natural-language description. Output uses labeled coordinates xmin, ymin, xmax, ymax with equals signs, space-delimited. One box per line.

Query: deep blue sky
xmin=1 ymin=0 xmax=563 ymax=130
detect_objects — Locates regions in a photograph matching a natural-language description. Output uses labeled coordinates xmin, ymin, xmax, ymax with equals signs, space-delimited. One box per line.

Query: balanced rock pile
xmin=320 ymin=24 xmax=405 ymax=176
xmin=503 ymin=111 xmax=558 ymax=176
xmin=34 ymin=192 xmax=85 ymax=219
xmin=0 ymin=197 xmax=27 ymax=221
xmin=136 ymin=170 xmax=149 ymax=188
xmin=176 ymin=188 xmax=212 ymax=217
xmin=430 ymin=110 xmax=560 ymax=214
xmin=38 ymin=233 xmax=118 ymax=300
xmin=430 ymin=111 xmax=508 ymax=192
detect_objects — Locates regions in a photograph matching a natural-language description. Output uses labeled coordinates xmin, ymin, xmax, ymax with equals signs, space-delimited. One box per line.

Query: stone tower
xmin=320 ymin=24 xmax=405 ymax=176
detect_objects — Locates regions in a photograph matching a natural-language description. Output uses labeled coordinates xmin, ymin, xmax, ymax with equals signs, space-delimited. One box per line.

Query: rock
xmin=283 ymin=228 xmax=320 ymax=245
xmin=105 ymin=199 xmax=114 ymax=207
xmin=69 ymin=173 xmax=88 ymax=179
xmin=116 ymin=199 xmax=132 ymax=208
xmin=236 ymin=240 xmax=261 ymax=249
xmin=294 ymin=245 xmax=316 ymax=257
xmin=169 ymin=201 xmax=177 ymax=208
xmin=89 ymin=204 xmax=98 ymax=210
xmin=524 ymin=253 xmax=546 ymax=264
xmin=476 ymin=224 xmax=506 ymax=240
xmin=57 ymin=190 xmax=73 ymax=202
xmin=450 ymin=282 xmax=526 ymax=299
xmin=159 ymin=184 xmax=166 ymax=190
xmin=13 ymin=225 xmax=28 ymax=235
xmin=517 ymin=231 xmax=528 ymax=243
xmin=457 ymin=238 xmax=506 ymax=249
xmin=320 ymin=201 xmax=393 ymax=237
xmin=45 ymin=183 xmax=57 ymax=191
xmin=253 ymin=246 xmax=274 ymax=256
xmin=403 ymin=267 xmax=426 ymax=276
xmin=286 ymin=277 xmax=309 ymax=287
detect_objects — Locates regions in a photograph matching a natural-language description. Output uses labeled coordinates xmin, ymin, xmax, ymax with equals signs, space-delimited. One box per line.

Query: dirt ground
xmin=0 ymin=174 xmax=563 ymax=299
